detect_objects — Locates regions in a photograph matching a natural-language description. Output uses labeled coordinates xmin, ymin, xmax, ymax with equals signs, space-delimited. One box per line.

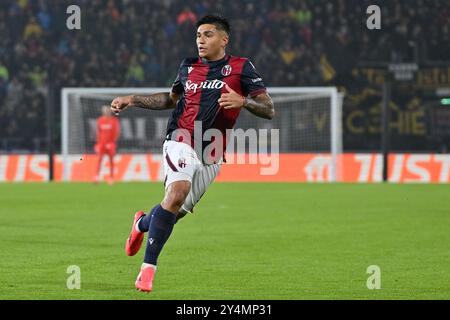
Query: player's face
xmin=102 ymin=106 xmax=112 ymax=116
xmin=196 ymin=24 xmax=228 ymax=61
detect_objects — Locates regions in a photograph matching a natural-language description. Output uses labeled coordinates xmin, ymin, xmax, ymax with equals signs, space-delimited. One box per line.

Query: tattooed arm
xmin=218 ymin=84 xmax=275 ymax=120
xmin=242 ymin=93 xmax=275 ymax=120
xmin=111 ymin=92 xmax=179 ymax=113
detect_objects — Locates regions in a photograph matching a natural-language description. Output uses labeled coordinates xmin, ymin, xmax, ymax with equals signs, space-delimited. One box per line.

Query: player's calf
xmin=130 ymin=181 xmax=191 ymax=292
xmin=136 ymin=181 xmax=191 ymax=233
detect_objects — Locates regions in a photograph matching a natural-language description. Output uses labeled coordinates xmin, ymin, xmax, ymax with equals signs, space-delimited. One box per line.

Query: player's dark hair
xmin=196 ymin=15 xmax=230 ymax=35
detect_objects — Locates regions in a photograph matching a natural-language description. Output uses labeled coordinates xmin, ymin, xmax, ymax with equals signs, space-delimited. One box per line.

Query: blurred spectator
xmin=280 ymin=43 xmax=297 ymax=66
xmin=37 ymin=4 xmax=52 ymax=31
xmin=0 ymin=60 xmax=9 ymax=81
xmin=23 ymin=17 xmax=43 ymax=39
xmin=126 ymin=55 xmax=145 ymax=86
xmin=177 ymin=7 xmax=197 ymax=26
xmin=6 ymin=77 xmax=23 ymax=110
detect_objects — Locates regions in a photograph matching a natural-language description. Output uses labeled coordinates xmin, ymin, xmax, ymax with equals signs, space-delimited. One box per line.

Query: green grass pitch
xmin=0 ymin=182 xmax=449 ymax=300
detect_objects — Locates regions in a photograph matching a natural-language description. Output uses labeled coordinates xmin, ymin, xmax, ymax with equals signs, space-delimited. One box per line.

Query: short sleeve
xmin=240 ymin=59 xmax=267 ymax=97
xmin=171 ymin=60 xmax=185 ymax=95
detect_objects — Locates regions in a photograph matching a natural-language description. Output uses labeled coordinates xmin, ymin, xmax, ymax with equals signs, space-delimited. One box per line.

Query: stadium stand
xmin=0 ymin=0 xmax=449 ymax=152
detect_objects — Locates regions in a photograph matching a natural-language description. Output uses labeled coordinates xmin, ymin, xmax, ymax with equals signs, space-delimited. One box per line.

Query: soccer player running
xmin=94 ymin=106 xmax=120 ymax=184
xmin=111 ymin=15 xmax=275 ymax=292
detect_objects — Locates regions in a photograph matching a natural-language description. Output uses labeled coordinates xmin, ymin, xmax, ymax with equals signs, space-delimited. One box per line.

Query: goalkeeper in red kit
xmin=94 ymin=105 xmax=120 ymax=184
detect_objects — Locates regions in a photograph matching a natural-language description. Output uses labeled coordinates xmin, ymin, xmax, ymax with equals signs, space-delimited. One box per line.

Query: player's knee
xmin=162 ymin=181 xmax=190 ymax=212
xmin=170 ymin=190 xmax=188 ymax=207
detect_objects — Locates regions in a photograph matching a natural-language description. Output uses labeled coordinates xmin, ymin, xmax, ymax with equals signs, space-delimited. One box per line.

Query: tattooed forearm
xmin=131 ymin=93 xmax=176 ymax=110
xmin=244 ymin=93 xmax=275 ymax=120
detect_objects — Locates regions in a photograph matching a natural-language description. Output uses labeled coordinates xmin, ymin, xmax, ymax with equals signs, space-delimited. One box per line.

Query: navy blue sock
xmin=143 ymin=205 xmax=177 ymax=265
xmin=137 ymin=205 xmax=158 ymax=232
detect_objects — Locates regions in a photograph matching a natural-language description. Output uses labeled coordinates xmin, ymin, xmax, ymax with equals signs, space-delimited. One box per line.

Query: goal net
xmin=61 ymin=87 xmax=342 ymax=181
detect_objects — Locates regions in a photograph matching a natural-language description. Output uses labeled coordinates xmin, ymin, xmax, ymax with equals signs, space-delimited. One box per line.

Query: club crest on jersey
xmin=221 ymin=64 xmax=232 ymax=76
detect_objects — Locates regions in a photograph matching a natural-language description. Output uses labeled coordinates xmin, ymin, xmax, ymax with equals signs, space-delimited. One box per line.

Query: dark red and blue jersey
xmin=166 ymin=54 xmax=267 ymax=162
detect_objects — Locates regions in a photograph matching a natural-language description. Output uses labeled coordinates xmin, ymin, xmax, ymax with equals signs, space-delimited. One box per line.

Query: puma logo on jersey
xmin=188 ymin=66 xmax=194 ymax=74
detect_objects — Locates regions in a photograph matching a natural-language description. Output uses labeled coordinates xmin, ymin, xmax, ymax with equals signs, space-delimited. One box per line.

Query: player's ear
xmin=222 ymin=34 xmax=229 ymax=48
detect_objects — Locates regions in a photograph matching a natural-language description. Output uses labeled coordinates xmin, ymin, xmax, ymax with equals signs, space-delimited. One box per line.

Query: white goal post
xmin=61 ymin=87 xmax=343 ymax=182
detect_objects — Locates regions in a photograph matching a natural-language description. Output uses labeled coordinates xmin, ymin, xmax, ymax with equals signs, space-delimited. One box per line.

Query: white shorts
xmin=162 ymin=140 xmax=221 ymax=214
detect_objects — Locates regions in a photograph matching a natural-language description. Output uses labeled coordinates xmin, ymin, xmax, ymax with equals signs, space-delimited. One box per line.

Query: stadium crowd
xmin=0 ymin=0 xmax=448 ymax=152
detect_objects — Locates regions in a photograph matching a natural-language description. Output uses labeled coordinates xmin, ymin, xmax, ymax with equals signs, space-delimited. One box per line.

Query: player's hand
xmin=218 ymin=84 xmax=246 ymax=109
xmin=110 ymin=95 xmax=133 ymax=114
